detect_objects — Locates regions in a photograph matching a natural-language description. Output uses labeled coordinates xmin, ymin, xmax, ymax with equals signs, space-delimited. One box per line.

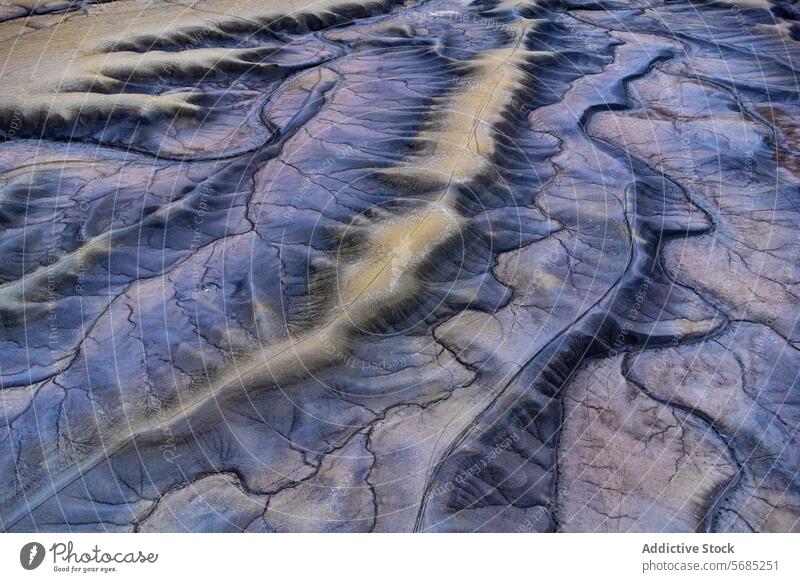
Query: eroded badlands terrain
xmin=0 ymin=0 xmax=799 ymax=532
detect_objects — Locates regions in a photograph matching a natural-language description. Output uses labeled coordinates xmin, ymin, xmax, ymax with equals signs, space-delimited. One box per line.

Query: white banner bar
xmin=0 ymin=533 xmax=798 ymax=581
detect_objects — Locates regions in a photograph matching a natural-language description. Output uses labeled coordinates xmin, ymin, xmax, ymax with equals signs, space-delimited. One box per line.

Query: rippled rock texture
xmin=0 ymin=0 xmax=799 ymax=532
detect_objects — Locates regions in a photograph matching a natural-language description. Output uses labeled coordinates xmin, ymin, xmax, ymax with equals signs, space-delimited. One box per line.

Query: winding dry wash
xmin=0 ymin=0 xmax=799 ymax=533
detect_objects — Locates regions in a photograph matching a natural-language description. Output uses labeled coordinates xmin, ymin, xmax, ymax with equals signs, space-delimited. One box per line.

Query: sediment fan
xmin=0 ymin=0 xmax=798 ymax=533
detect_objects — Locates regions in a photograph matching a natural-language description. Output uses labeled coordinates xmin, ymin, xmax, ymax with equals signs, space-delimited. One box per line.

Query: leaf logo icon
xmin=20 ymin=542 xmax=46 ymax=570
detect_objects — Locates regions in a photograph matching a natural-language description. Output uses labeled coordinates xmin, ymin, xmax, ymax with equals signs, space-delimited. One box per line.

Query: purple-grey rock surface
xmin=0 ymin=0 xmax=799 ymax=532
